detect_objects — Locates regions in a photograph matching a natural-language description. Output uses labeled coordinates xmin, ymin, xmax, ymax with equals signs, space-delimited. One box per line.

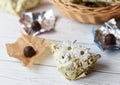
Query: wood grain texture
xmin=0 ymin=0 xmax=120 ymax=85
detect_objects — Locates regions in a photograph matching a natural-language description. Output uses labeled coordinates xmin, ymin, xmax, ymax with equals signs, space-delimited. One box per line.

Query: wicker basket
xmin=49 ymin=0 xmax=120 ymax=24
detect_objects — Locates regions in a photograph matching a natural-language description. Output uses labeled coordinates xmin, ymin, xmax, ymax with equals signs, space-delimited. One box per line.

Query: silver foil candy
xmin=20 ymin=9 xmax=56 ymax=36
xmin=93 ymin=19 xmax=120 ymax=50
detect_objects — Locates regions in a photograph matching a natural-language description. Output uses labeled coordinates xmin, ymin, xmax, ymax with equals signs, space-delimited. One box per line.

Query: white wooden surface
xmin=0 ymin=0 xmax=120 ymax=85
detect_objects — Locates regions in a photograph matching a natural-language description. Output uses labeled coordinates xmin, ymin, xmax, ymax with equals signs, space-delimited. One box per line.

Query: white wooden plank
xmin=0 ymin=61 xmax=120 ymax=85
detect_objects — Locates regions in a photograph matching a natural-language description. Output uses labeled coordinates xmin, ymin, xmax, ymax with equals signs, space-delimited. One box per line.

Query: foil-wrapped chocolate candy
xmin=93 ymin=19 xmax=120 ymax=50
xmin=20 ymin=9 xmax=56 ymax=36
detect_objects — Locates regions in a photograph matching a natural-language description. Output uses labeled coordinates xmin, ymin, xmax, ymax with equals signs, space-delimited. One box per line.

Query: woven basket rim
xmin=49 ymin=0 xmax=120 ymax=9
xmin=49 ymin=0 xmax=120 ymax=24
xmin=50 ymin=0 xmax=120 ymax=14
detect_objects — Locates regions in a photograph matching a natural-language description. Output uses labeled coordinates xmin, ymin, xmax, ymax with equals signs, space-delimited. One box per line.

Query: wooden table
xmin=0 ymin=0 xmax=120 ymax=85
